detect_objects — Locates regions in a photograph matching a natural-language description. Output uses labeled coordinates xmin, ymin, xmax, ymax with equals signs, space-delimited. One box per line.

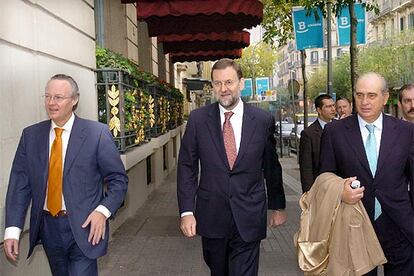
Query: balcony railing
xmin=96 ymin=68 xmax=184 ymax=152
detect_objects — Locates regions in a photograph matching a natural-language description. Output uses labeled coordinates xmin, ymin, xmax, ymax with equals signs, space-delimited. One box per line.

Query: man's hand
xmin=180 ymin=215 xmax=196 ymax=237
xmin=4 ymin=239 xmax=19 ymax=262
xmin=341 ymin=177 xmax=365 ymax=205
xmin=82 ymin=211 xmax=107 ymax=246
xmin=269 ymin=210 xmax=287 ymax=228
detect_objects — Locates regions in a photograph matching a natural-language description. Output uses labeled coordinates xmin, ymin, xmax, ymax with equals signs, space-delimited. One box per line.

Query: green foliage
xmin=96 ymin=46 xmax=183 ymax=100
xmin=306 ymin=30 xmax=414 ymax=101
xmin=236 ymin=42 xmax=278 ymax=78
xmin=262 ymin=0 xmax=379 ymax=46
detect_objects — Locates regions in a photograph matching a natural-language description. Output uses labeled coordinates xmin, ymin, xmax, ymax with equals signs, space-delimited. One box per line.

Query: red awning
xmin=159 ymin=31 xmax=250 ymax=54
xmin=123 ymin=0 xmax=263 ymax=37
xmin=170 ymin=49 xmax=242 ymax=63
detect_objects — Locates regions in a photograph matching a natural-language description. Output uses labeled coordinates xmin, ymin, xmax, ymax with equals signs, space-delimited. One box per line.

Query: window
xmin=391 ymin=18 xmax=395 ymax=36
xmin=336 ymin=48 xmax=342 ymax=58
xmin=409 ymin=13 xmax=414 ymax=29
xmin=400 ymin=16 xmax=405 ymax=32
xmin=383 ymin=23 xmax=387 ymax=39
xmin=310 ymin=51 xmax=319 ymax=64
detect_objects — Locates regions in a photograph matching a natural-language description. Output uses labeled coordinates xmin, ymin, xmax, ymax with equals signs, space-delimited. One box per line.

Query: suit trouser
xmin=201 ymin=219 xmax=261 ymax=276
xmin=364 ymin=213 xmax=414 ymax=276
xmin=40 ymin=212 xmax=98 ymax=276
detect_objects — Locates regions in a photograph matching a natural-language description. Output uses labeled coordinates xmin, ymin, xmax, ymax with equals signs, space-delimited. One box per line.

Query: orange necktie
xmin=47 ymin=127 xmax=64 ymax=216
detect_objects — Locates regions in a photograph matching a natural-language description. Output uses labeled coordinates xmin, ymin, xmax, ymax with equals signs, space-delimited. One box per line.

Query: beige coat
xmin=294 ymin=172 xmax=387 ymax=276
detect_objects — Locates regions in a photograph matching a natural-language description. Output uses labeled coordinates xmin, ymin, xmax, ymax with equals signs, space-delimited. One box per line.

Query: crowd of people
xmin=3 ymin=59 xmax=413 ymax=276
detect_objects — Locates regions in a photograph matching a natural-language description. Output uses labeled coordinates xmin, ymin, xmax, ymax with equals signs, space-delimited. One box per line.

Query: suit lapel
xmin=64 ymin=116 xmax=87 ymax=176
xmin=376 ymin=115 xmax=398 ymax=174
xmin=206 ymin=103 xmax=229 ymax=169
xmin=344 ymin=115 xmax=373 ymax=177
xmin=314 ymin=120 xmax=323 ymax=138
xmin=38 ymin=121 xmax=51 ymax=194
xmin=234 ymin=103 xmax=257 ymax=168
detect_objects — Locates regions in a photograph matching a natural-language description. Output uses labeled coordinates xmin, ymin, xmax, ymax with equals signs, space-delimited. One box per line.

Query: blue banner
xmin=255 ymin=77 xmax=269 ymax=100
xmin=337 ymin=3 xmax=366 ymax=46
xmin=241 ymin=78 xmax=253 ymax=97
xmin=292 ymin=7 xmax=324 ymax=50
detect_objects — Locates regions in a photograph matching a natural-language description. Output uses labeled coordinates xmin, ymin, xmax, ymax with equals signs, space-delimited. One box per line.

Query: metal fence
xmin=96 ymin=68 xmax=184 ymax=152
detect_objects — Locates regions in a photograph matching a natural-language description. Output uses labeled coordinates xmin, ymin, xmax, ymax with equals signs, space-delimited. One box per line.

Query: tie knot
xmin=224 ymin=111 xmax=234 ymax=121
xmin=54 ymin=128 xmax=64 ymax=137
xmin=365 ymin=124 xmax=375 ymax=134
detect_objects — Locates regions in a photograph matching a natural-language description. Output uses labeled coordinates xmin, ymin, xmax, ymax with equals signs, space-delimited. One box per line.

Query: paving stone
xmin=99 ymin=157 xmax=304 ymax=275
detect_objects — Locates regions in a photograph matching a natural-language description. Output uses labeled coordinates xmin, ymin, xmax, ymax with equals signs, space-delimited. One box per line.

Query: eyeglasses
xmin=212 ymin=79 xmax=237 ymax=89
xmin=43 ymin=94 xmax=72 ymax=103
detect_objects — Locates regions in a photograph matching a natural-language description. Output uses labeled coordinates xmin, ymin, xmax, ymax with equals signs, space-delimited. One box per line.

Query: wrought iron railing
xmin=96 ymin=68 xmax=184 ymax=152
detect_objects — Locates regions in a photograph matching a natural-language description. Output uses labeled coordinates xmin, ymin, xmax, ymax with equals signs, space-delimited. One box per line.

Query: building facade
xmin=0 ymin=1 xmax=185 ymax=275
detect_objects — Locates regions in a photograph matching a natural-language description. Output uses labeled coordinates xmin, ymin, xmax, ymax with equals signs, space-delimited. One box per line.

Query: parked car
xmin=275 ymin=122 xmax=295 ymax=139
xmin=289 ymin=124 xmax=304 ymax=151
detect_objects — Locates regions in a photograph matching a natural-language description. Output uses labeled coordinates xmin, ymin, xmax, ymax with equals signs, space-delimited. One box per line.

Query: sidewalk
xmin=98 ymin=157 xmax=303 ymax=276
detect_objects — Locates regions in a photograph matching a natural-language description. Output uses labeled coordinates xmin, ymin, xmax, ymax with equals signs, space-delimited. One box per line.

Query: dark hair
xmin=211 ymin=58 xmax=243 ymax=80
xmin=336 ymin=97 xmax=351 ymax=104
xmin=399 ymin=83 xmax=414 ymax=102
xmin=314 ymin=94 xmax=333 ymax=109
xmin=46 ymin=74 xmax=80 ymax=110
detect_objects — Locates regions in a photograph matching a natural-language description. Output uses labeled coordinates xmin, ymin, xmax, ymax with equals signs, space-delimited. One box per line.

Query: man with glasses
xmin=3 ymin=74 xmax=128 ymax=275
xmin=177 ymin=58 xmax=287 ymax=275
xmin=319 ymin=72 xmax=414 ymax=275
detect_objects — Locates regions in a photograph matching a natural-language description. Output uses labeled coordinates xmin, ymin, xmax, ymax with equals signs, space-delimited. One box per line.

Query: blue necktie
xmin=365 ymin=124 xmax=382 ymax=220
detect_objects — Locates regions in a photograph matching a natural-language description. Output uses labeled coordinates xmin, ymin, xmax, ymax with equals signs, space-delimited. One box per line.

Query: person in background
xmin=319 ymin=72 xmax=414 ymax=275
xmin=299 ymin=94 xmax=336 ymax=193
xmin=398 ymin=83 xmax=414 ymax=123
xmin=336 ymin=97 xmax=352 ymax=119
xmin=177 ymin=58 xmax=287 ymax=276
xmin=3 ymin=74 xmax=128 ymax=275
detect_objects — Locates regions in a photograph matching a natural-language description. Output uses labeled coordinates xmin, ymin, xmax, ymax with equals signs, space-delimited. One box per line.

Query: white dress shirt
xmin=4 ymin=113 xmax=110 ymax=241
xmin=357 ymin=113 xmax=383 ymax=155
xmin=218 ymin=99 xmax=244 ymax=153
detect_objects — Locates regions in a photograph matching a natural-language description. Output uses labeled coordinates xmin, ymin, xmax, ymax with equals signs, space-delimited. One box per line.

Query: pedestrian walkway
xmin=98 ymin=157 xmax=303 ymax=276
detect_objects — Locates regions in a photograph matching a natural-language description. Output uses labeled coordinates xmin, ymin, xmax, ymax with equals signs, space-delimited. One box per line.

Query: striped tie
xmin=365 ymin=124 xmax=382 ymax=220
xmin=223 ymin=112 xmax=237 ymax=169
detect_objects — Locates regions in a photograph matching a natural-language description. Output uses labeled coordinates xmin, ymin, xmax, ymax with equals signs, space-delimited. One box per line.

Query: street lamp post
xmin=289 ymin=70 xmax=299 ymax=159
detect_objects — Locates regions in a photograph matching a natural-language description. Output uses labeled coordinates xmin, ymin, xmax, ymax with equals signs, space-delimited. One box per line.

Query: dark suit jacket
xmin=299 ymin=120 xmax=323 ymax=193
xmin=319 ymin=114 xmax=414 ymax=249
xmin=177 ymin=102 xmax=286 ymax=242
xmin=5 ymin=116 xmax=128 ymax=259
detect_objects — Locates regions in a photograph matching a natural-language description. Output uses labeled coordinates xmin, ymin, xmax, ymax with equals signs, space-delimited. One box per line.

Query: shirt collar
xmin=219 ymin=98 xmax=244 ymax=117
xmin=317 ymin=117 xmax=329 ymax=129
xmin=51 ymin=113 xmax=75 ymax=132
xmin=357 ymin=113 xmax=383 ymax=131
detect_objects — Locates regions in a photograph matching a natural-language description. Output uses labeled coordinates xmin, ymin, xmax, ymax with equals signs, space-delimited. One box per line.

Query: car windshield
xmin=281 ymin=124 xmax=294 ymax=131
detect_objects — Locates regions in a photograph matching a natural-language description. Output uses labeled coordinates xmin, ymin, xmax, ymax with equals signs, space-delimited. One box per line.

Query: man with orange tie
xmin=3 ymin=74 xmax=128 ymax=275
xmin=177 ymin=59 xmax=287 ymax=276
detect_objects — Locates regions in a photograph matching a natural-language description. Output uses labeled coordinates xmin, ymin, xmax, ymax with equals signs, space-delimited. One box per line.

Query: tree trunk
xmin=349 ymin=2 xmax=358 ymax=113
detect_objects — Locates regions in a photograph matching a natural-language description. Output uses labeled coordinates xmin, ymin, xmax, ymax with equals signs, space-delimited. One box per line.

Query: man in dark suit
xmin=177 ymin=59 xmax=287 ymax=276
xmin=299 ymin=94 xmax=335 ymax=193
xmin=319 ymin=72 xmax=414 ymax=275
xmin=3 ymin=74 xmax=128 ymax=275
